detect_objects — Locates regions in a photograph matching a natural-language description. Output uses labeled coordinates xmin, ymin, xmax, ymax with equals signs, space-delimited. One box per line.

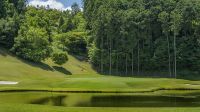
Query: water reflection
xmin=1 ymin=92 xmax=200 ymax=107
xmin=31 ymin=95 xmax=67 ymax=106
xmin=89 ymin=95 xmax=200 ymax=107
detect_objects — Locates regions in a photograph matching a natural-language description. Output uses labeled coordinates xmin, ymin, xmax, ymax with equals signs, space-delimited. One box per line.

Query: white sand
xmin=0 ymin=81 xmax=18 ymax=85
xmin=185 ymin=84 xmax=200 ymax=87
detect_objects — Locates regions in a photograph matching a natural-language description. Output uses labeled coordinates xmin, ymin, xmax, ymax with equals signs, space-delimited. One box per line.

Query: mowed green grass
xmin=0 ymin=48 xmax=97 ymax=80
xmin=0 ymin=48 xmax=200 ymax=92
xmin=1 ymin=48 xmax=200 ymax=112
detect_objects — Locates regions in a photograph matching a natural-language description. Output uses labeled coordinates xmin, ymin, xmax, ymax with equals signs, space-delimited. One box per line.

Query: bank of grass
xmin=1 ymin=48 xmax=200 ymax=93
xmin=1 ymin=73 xmax=200 ymax=94
xmin=0 ymin=48 xmax=96 ymax=79
xmin=1 ymin=49 xmax=200 ymax=112
xmin=1 ymin=103 xmax=200 ymax=112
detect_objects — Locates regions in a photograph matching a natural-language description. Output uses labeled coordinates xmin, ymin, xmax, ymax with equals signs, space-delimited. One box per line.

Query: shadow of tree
xmin=24 ymin=61 xmax=54 ymax=71
xmin=0 ymin=48 xmax=8 ymax=56
xmin=53 ymin=66 xmax=72 ymax=75
xmin=0 ymin=48 xmax=54 ymax=71
xmin=70 ymin=53 xmax=88 ymax=62
xmin=0 ymin=48 xmax=72 ymax=74
xmin=99 ymin=70 xmax=200 ymax=81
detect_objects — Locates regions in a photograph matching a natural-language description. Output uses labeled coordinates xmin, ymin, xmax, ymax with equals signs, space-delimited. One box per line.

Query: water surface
xmin=0 ymin=92 xmax=200 ymax=107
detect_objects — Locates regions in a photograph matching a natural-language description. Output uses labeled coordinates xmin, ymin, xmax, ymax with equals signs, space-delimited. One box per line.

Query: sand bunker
xmin=0 ymin=81 xmax=18 ymax=85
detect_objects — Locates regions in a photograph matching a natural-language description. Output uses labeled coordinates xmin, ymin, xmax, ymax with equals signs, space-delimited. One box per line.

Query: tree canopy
xmin=0 ymin=0 xmax=199 ymax=77
xmin=0 ymin=0 xmax=26 ymax=48
xmin=2 ymin=1 xmax=85 ymax=65
xmin=84 ymin=0 xmax=200 ymax=76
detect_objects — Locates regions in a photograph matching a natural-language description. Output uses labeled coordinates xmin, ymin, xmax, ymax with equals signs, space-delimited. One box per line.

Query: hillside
xmin=0 ymin=48 xmax=97 ymax=81
xmin=1 ymin=48 xmax=200 ymax=93
xmin=1 ymin=0 xmax=200 ymax=112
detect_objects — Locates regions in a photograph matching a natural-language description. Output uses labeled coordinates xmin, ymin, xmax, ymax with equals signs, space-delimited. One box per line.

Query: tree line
xmin=84 ymin=0 xmax=200 ymax=77
xmin=0 ymin=0 xmax=86 ymax=66
xmin=0 ymin=0 xmax=26 ymax=48
xmin=1 ymin=0 xmax=199 ymax=77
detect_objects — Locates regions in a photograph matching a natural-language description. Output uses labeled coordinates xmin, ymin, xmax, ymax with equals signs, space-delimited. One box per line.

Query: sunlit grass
xmin=1 ymin=48 xmax=200 ymax=112
xmin=1 ymin=48 xmax=200 ymax=93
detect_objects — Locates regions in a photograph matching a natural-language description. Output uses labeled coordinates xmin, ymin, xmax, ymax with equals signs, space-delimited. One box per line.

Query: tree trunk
xmin=116 ymin=53 xmax=118 ymax=75
xmin=109 ymin=37 xmax=112 ymax=75
xmin=126 ymin=53 xmax=128 ymax=76
xmin=166 ymin=34 xmax=172 ymax=77
xmin=174 ymin=32 xmax=177 ymax=78
xmin=138 ymin=40 xmax=140 ymax=75
xmin=101 ymin=36 xmax=104 ymax=73
xmin=132 ymin=49 xmax=134 ymax=76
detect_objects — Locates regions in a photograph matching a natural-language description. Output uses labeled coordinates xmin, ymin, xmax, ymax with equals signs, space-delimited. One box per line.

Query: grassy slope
xmin=0 ymin=48 xmax=97 ymax=80
xmin=1 ymin=48 xmax=200 ymax=112
xmin=0 ymin=48 xmax=200 ymax=92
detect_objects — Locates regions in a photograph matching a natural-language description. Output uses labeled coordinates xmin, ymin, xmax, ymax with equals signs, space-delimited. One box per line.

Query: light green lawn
xmin=0 ymin=48 xmax=200 ymax=92
xmin=1 ymin=48 xmax=200 ymax=112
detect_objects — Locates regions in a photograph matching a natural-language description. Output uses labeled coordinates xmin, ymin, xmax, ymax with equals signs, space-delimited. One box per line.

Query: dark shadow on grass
xmin=176 ymin=72 xmax=200 ymax=81
xmin=100 ymin=72 xmax=173 ymax=78
xmin=12 ymin=55 xmax=53 ymax=71
xmin=0 ymin=48 xmax=71 ymax=73
xmin=53 ymin=66 xmax=72 ymax=75
xmin=18 ymin=58 xmax=54 ymax=71
xmin=0 ymin=48 xmax=8 ymax=56
xmin=69 ymin=53 xmax=88 ymax=62
xmin=0 ymin=47 xmax=54 ymax=71
xmin=97 ymin=69 xmax=200 ymax=81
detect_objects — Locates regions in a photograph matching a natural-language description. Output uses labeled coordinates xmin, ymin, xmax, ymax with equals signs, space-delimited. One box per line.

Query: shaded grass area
xmin=0 ymin=48 xmax=96 ymax=78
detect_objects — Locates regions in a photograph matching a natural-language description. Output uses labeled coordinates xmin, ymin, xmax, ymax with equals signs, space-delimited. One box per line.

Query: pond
xmin=0 ymin=92 xmax=200 ymax=107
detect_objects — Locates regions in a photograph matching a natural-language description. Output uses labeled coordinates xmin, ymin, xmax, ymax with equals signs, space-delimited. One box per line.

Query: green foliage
xmin=0 ymin=0 xmax=26 ymax=48
xmin=12 ymin=27 xmax=51 ymax=62
xmin=11 ymin=7 xmax=60 ymax=62
xmin=55 ymin=32 xmax=87 ymax=55
xmin=0 ymin=18 xmax=16 ymax=47
xmin=73 ymin=12 xmax=86 ymax=32
xmin=71 ymin=2 xmax=81 ymax=16
xmin=51 ymin=48 xmax=68 ymax=65
xmin=10 ymin=5 xmax=86 ymax=65
xmin=58 ymin=12 xmax=85 ymax=33
xmin=84 ymin=0 xmax=200 ymax=75
xmin=1 ymin=0 xmax=199 ymax=77
xmin=0 ymin=0 xmax=85 ymax=67
xmin=61 ymin=18 xmax=75 ymax=33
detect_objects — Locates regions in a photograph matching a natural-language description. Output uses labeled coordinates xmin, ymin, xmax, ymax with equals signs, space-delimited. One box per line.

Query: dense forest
xmin=0 ymin=0 xmax=25 ymax=48
xmin=0 ymin=0 xmax=199 ymax=77
xmin=84 ymin=0 xmax=200 ymax=77
xmin=0 ymin=0 xmax=86 ymax=65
